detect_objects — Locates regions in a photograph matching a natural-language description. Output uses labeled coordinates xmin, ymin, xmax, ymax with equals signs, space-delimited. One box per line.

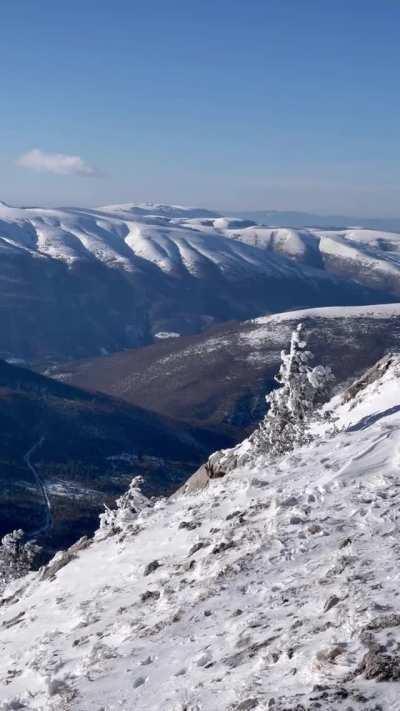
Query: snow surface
xmin=2 ymin=202 xmax=400 ymax=292
xmin=219 ymin=222 xmax=400 ymax=286
xmin=235 ymin=303 xmax=400 ymax=355
xmin=252 ymin=302 xmax=400 ymax=326
xmin=154 ymin=332 xmax=181 ymax=340
xmin=0 ymin=202 xmax=317 ymax=282
xmin=2 ymin=358 xmax=400 ymax=708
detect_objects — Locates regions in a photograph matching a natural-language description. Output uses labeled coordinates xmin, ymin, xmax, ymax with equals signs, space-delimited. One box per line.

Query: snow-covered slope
xmin=0 ymin=201 xmax=396 ymax=361
xmin=254 ymin=302 xmax=400 ymax=324
xmin=0 ymin=202 xmax=243 ymax=272
xmin=215 ymin=221 xmax=400 ymax=295
xmin=182 ymin=214 xmax=400 ymax=296
xmin=2 ymin=356 xmax=400 ymax=709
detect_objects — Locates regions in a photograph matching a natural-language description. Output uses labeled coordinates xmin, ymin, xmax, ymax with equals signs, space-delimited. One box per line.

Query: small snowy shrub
xmin=251 ymin=323 xmax=334 ymax=457
xmin=98 ymin=476 xmax=150 ymax=535
xmin=0 ymin=529 xmax=41 ymax=590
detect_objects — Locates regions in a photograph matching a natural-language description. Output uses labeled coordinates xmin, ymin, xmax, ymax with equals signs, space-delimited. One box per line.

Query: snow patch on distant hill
xmin=154 ymin=332 xmax=181 ymax=339
xmin=253 ymin=302 xmax=400 ymax=325
xmin=99 ymin=202 xmax=220 ymax=220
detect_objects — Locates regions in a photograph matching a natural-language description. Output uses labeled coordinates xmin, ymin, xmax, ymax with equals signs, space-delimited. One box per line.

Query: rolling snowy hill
xmin=0 ymin=201 xmax=396 ymax=361
xmin=179 ymin=214 xmax=400 ymax=297
xmin=1 ymin=354 xmax=400 ymax=709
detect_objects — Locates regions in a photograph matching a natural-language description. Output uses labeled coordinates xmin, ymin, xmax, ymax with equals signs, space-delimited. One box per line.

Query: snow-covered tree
xmin=0 ymin=529 xmax=41 ymax=591
xmin=98 ymin=476 xmax=150 ymax=536
xmin=251 ymin=323 xmax=334 ymax=457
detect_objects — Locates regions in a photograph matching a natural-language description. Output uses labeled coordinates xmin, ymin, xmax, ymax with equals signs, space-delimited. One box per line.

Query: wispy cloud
xmin=17 ymin=148 xmax=97 ymax=177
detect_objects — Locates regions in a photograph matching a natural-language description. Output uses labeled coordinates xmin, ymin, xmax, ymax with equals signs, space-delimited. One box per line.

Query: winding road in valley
xmin=24 ymin=437 xmax=53 ymax=537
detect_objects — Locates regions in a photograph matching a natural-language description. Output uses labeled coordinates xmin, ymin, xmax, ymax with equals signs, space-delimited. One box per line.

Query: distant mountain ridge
xmin=229 ymin=208 xmax=400 ymax=231
xmin=0 ymin=200 xmax=396 ymax=362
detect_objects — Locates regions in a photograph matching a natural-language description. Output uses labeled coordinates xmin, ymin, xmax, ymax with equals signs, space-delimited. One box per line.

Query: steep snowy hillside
xmin=180 ymin=214 xmax=400 ymax=296
xmin=214 ymin=220 xmax=400 ymax=296
xmin=2 ymin=355 xmax=400 ymax=709
xmin=0 ymin=201 xmax=394 ymax=361
xmin=49 ymin=303 xmax=400 ymax=439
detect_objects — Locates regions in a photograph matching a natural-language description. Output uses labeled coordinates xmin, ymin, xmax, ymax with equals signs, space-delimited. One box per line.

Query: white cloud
xmin=17 ymin=148 xmax=97 ymax=177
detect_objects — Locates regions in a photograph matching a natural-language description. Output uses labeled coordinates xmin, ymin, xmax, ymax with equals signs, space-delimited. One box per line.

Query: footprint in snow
xmin=133 ymin=675 xmax=148 ymax=688
xmin=174 ymin=667 xmax=187 ymax=676
xmin=140 ymin=655 xmax=154 ymax=666
xmin=195 ymin=650 xmax=213 ymax=667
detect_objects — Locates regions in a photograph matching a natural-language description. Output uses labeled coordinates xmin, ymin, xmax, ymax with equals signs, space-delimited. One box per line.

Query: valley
xmin=3 ymin=200 xmax=400 ymax=553
xmin=0 ymin=357 xmax=230 ymax=552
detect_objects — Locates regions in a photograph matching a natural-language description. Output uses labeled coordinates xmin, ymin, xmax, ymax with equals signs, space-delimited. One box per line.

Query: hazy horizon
xmin=2 ymin=197 xmax=400 ymax=222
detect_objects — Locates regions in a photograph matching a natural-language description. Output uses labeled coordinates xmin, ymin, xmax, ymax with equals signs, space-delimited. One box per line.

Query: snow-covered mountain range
xmin=0 ymin=200 xmax=397 ymax=361
xmin=226 ymin=223 xmax=400 ymax=296
xmin=2 ymin=351 xmax=400 ymax=709
xmin=190 ymin=214 xmax=400 ymax=296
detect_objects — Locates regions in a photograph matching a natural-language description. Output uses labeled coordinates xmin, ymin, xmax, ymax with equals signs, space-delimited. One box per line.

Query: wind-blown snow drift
xmin=1 ymin=355 xmax=400 ymax=708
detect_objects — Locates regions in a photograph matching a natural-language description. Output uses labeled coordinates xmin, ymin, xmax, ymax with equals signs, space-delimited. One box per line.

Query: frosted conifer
xmin=251 ymin=323 xmax=334 ymax=457
xmin=0 ymin=529 xmax=41 ymax=591
xmin=98 ymin=476 xmax=150 ymax=536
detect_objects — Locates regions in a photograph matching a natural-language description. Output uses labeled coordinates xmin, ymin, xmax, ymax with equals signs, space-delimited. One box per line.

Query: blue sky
xmin=1 ymin=0 xmax=400 ymax=215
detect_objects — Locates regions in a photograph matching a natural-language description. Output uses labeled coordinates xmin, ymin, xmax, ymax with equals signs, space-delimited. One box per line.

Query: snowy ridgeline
xmin=2 ymin=349 xmax=400 ymax=708
xmin=4 ymin=199 xmax=400 ymax=364
xmin=2 ymin=200 xmax=400 ymax=283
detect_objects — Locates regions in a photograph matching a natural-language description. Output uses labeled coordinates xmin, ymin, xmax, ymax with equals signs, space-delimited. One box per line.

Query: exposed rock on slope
xmin=1 ymin=354 xmax=400 ymax=708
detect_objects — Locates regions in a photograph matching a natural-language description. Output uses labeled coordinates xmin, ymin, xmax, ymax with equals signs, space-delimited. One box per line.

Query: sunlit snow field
xmin=1 ymin=356 xmax=400 ymax=708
